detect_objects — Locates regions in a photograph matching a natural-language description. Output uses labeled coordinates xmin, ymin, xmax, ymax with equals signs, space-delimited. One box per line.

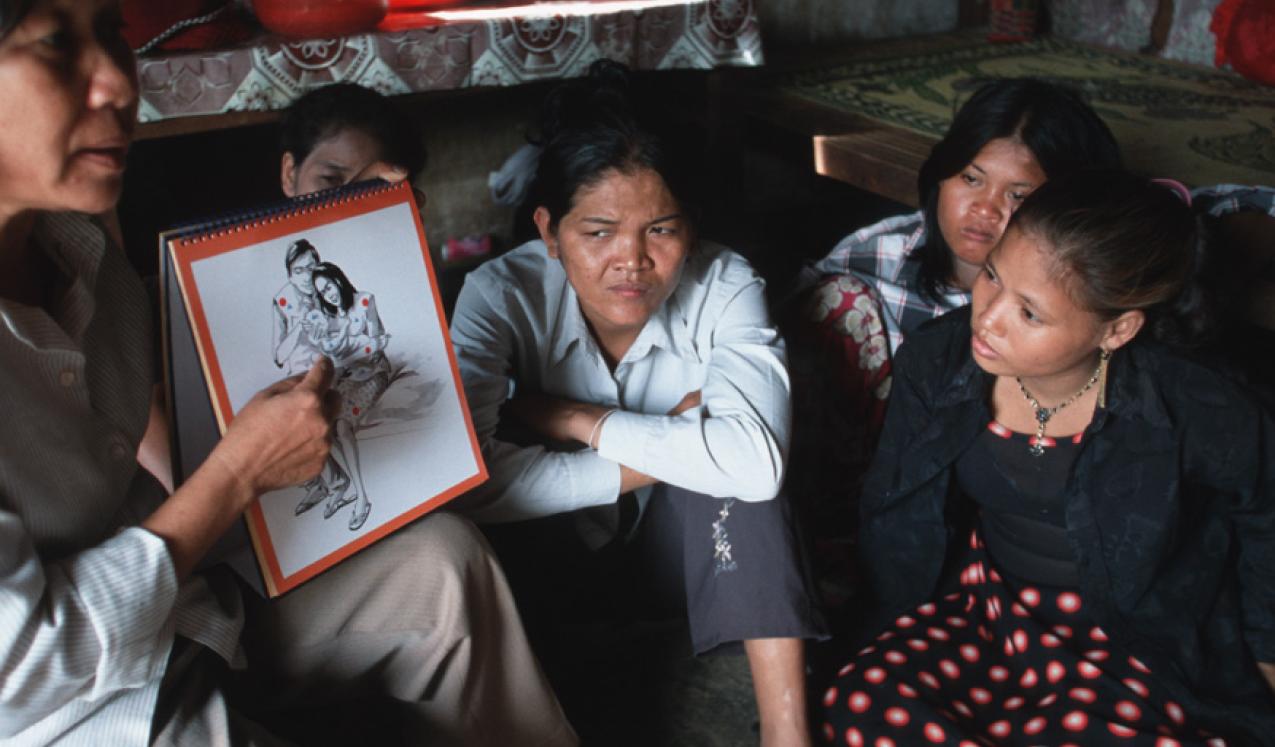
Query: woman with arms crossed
xmin=451 ymin=62 xmax=826 ymax=746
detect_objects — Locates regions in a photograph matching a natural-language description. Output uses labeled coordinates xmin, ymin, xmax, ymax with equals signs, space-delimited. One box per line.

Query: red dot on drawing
xmin=361 ymin=298 xmax=369 ymax=306
xmin=352 ymin=407 xmax=361 ymax=415
xmin=279 ymin=298 xmax=287 ymax=306
xmin=365 ymin=346 xmax=372 ymax=354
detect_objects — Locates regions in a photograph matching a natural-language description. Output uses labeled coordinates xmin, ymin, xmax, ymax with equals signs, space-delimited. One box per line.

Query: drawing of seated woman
xmin=297 ymin=260 xmax=391 ymax=531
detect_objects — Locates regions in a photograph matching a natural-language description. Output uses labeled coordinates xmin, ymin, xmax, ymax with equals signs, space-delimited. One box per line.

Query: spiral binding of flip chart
xmin=171 ymin=179 xmax=398 ymax=246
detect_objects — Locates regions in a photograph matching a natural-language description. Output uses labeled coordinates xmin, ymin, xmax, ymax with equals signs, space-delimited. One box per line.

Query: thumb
xmin=298 ymin=356 xmax=335 ymax=393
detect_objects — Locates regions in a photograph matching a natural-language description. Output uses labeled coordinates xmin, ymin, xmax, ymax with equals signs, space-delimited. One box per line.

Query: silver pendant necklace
xmin=1016 ymin=350 xmax=1110 ymax=457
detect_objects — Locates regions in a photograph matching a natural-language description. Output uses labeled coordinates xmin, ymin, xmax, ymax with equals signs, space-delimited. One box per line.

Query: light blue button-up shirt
xmin=450 ymin=240 xmax=791 ymax=524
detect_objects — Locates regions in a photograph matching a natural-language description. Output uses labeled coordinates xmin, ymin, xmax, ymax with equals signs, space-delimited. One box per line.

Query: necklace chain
xmin=1016 ymin=350 xmax=1110 ymax=457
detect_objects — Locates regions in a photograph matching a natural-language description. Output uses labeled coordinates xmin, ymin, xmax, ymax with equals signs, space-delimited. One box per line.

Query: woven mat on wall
xmin=781 ymin=33 xmax=1275 ymax=188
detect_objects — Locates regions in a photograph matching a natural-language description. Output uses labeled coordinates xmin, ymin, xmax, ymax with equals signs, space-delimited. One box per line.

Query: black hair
xmin=280 ymin=83 xmax=426 ymax=179
xmin=528 ymin=59 xmax=699 ymax=232
xmin=312 ymin=261 xmax=357 ymax=315
xmin=1009 ymin=169 xmax=1214 ymax=349
xmin=915 ymin=78 xmax=1122 ymax=302
xmin=285 ymin=238 xmax=319 ymax=272
xmin=0 ymin=0 xmax=34 ymax=39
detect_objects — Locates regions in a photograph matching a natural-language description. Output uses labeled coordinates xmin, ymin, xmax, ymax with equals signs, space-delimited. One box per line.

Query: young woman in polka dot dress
xmin=823 ymin=170 xmax=1275 ymax=745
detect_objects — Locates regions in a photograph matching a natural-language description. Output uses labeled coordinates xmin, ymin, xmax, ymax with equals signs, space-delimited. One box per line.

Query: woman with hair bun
xmin=451 ymin=60 xmax=826 ymax=745
xmin=822 ymin=169 xmax=1275 ymax=745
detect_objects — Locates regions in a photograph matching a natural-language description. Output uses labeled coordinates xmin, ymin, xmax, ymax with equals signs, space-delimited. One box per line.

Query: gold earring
xmin=1097 ymin=348 xmax=1110 ymax=409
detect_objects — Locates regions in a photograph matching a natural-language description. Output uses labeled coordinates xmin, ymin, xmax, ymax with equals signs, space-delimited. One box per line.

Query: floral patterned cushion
xmin=1048 ymin=0 xmax=1157 ymax=51
xmin=784 ymin=274 xmax=896 ymax=608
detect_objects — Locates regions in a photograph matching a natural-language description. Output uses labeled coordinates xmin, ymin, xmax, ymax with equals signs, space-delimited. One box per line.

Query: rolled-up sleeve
xmin=596 ymin=262 xmax=790 ymax=501
xmin=451 ymin=275 xmax=621 ymax=523
xmin=0 ymin=513 xmax=178 ymax=737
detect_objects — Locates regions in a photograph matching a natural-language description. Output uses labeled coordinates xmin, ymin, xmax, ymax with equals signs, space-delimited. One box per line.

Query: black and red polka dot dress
xmin=822 ymin=424 xmax=1228 ymax=746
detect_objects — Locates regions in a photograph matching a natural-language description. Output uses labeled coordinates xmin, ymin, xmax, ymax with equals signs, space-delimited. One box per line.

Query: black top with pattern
xmin=956 ymin=423 xmax=1082 ymax=588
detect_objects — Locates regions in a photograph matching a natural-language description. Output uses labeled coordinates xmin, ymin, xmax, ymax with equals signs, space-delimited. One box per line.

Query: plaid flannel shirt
xmin=807 ymin=211 xmax=970 ymax=354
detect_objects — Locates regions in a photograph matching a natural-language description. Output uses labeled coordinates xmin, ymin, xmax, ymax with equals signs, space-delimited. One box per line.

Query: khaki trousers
xmin=152 ymin=512 xmax=576 ymax=747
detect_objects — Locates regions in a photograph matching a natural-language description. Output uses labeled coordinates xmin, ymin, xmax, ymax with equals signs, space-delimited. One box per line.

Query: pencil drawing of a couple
xmin=271 ymin=238 xmax=390 ymax=531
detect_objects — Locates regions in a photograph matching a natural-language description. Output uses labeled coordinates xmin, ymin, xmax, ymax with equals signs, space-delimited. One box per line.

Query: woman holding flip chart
xmin=0 ymin=1 xmax=574 ymax=744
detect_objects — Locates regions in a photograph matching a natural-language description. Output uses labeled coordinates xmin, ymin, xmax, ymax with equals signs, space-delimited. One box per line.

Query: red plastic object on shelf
xmin=377 ymin=0 xmax=471 ymax=31
xmin=252 ymin=0 xmax=388 ymax=38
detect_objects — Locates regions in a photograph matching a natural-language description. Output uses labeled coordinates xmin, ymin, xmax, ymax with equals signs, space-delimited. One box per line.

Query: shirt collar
xmin=0 ymin=213 xmax=107 ymax=350
xmin=547 ymin=259 xmax=697 ymax=368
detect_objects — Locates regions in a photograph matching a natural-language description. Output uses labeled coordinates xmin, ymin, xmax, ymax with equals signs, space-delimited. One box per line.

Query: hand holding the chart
xmin=354 ymin=160 xmax=427 ymax=211
xmin=212 ymin=357 xmax=341 ymax=502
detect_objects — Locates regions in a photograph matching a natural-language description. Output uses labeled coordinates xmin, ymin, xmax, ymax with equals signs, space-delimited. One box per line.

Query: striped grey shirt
xmin=0 ymin=213 xmax=241 ymax=746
